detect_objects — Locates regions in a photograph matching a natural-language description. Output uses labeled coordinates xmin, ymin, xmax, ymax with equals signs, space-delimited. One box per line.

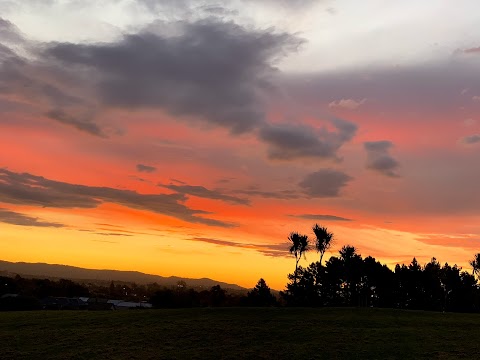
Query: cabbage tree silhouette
xmin=312 ymin=224 xmax=333 ymax=266
xmin=288 ymin=232 xmax=310 ymax=286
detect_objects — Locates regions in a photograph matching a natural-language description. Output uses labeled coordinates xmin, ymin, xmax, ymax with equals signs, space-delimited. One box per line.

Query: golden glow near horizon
xmin=1 ymin=1 xmax=480 ymax=290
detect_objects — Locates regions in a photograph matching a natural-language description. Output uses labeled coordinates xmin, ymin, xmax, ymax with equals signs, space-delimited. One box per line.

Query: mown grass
xmin=1 ymin=307 xmax=479 ymax=359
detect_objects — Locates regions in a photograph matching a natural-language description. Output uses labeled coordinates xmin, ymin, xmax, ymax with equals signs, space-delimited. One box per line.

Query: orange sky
xmin=1 ymin=1 xmax=480 ymax=290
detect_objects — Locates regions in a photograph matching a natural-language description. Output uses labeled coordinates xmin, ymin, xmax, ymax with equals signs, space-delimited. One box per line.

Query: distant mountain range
xmin=0 ymin=260 xmax=246 ymax=291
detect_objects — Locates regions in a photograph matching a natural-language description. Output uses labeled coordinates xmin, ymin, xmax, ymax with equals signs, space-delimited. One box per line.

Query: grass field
xmin=1 ymin=307 xmax=480 ymax=359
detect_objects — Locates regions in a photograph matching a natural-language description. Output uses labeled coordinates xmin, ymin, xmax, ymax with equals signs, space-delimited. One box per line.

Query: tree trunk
xmin=294 ymin=256 xmax=299 ymax=286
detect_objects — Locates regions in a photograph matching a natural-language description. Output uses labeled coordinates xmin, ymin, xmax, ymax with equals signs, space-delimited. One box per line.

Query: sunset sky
xmin=1 ymin=0 xmax=480 ymax=290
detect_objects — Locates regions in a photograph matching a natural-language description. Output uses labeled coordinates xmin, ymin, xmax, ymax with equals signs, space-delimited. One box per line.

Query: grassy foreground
xmin=1 ymin=307 xmax=480 ymax=359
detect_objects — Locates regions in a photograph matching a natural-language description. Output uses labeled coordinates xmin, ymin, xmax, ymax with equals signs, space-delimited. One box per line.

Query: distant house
xmin=107 ymin=300 xmax=153 ymax=310
xmin=0 ymin=293 xmax=18 ymax=299
xmin=37 ymin=296 xmax=152 ymax=310
xmin=86 ymin=297 xmax=114 ymax=310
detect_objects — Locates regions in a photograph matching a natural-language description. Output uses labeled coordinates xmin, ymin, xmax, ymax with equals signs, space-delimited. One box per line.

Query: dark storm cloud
xmin=191 ymin=237 xmax=290 ymax=258
xmin=364 ymin=141 xmax=400 ymax=177
xmin=290 ymin=213 xmax=353 ymax=221
xmin=45 ymin=20 xmax=301 ymax=134
xmin=136 ymin=164 xmax=157 ymax=173
xmin=0 ymin=208 xmax=64 ymax=227
xmin=0 ymin=168 xmax=233 ymax=227
xmin=259 ymin=118 xmax=357 ymax=160
xmin=298 ymin=168 xmax=352 ymax=197
xmin=460 ymin=134 xmax=480 ymax=145
xmin=161 ymin=183 xmax=250 ymax=205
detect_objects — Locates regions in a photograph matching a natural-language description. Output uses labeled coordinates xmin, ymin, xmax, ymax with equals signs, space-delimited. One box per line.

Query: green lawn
xmin=1 ymin=307 xmax=479 ymax=359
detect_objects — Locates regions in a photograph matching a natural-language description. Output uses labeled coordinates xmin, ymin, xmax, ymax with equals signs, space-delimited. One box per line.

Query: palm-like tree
xmin=469 ymin=253 xmax=480 ymax=281
xmin=312 ymin=224 xmax=333 ymax=266
xmin=288 ymin=232 xmax=310 ymax=286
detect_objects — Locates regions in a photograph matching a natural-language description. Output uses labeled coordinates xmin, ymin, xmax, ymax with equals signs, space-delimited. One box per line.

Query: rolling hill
xmin=0 ymin=260 xmax=245 ymax=291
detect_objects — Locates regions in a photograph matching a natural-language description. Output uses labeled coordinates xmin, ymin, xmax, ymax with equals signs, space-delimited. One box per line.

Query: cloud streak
xmin=461 ymin=134 xmax=480 ymax=145
xmin=161 ymin=183 xmax=250 ymax=205
xmin=289 ymin=214 xmax=353 ymax=222
xmin=0 ymin=208 xmax=64 ymax=228
xmin=136 ymin=164 xmax=157 ymax=173
xmin=0 ymin=168 xmax=233 ymax=227
xmin=191 ymin=237 xmax=290 ymax=258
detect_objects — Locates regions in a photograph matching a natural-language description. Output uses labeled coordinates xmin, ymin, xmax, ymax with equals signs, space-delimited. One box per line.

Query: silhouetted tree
xmin=247 ymin=278 xmax=276 ymax=306
xmin=312 ymin=224 xmax=333 ymax=266
xmin=288 ymin=232 xmax=310 ymax=287
xmin=209 ymin=285 xmax=226 ymax=307
xmin=338 ymin=245 xmax=363 ymax=306
xmin=469 ymin=253 xmax=480 ymax=280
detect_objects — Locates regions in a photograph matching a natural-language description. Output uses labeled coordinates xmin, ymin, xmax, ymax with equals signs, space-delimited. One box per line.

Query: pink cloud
xmin=328 ymin=98 xmax=367 ymax=110
xmin=464 ymin=47 xmax=480 ymax=54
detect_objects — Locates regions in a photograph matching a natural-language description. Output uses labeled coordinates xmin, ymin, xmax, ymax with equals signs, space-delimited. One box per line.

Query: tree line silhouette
xmin=281 ymin=224 xmax=480 ymax=312
xmin=0 ymin=275 xmax=276 ymax=310
xmin=2 ymin=224 xmax=480 ymax=312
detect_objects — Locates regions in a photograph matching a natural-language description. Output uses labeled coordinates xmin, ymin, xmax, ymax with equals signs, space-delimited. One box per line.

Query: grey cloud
xmin=191 ymin=237 xmax=290 ymax=258
xmin=259 ymin=118 xmax=357 ymax=160
xmin=45 ymin=19 xmax=301 ymax=134
xmin=0 ymin=17 xmax=23 ymax=44
xmin=282 ymin=61 xmax=480 ymax=118
xmin=290 ymin=213 xmax=353 ymax=221
xmin=0 ymin=30 xmax=99 ymax=134
xmin=161 ymin=183 xmax=250 ymax=205
xmin=461 ymin=134 xmax=480 ymax=145
xmin=46 ymin=109 xmax=104 ymax=137
xmin=136 ymin=164 xmax=157 ymax=173
xmin=237 ymin=188 xmax=299 ymax=200
xmin=299 ymin=168 xmax=352 ymax=197
xmin=364 ymin=141 xmax=400 ymax=177
xmin=138 ymin=0 xmax=320 ymax=13
xmin=0 ymin=168 xmax=233 ymax=227
xmin=0 ymin=208 xmax=64 ymax=227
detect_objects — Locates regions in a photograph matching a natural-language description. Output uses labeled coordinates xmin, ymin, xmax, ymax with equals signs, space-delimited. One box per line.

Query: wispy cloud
xmin=289 ymin=214 xmax=353 ymax=222
xmin=328 ymin=98 xmax=366 ymax=110
xmin=0 ymin=208 xmax=64 ymax=228
xmin=190 ymin=237 xmax=291 ymax=258
xmin=0 ymin=168 xmax=234 ymax=227
xmin=464 ymin=47 xmax=480 ymax=54
xmin=161 ymin=183 xmax=250 ymax=205
xmin=136 ymin=164 xmax=157 ymax=173
xmin=460 ymin=134 xmax=480 ymax=145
